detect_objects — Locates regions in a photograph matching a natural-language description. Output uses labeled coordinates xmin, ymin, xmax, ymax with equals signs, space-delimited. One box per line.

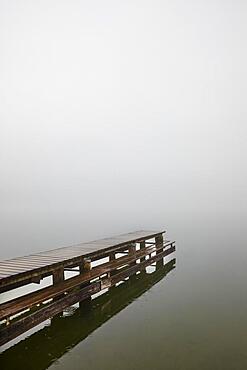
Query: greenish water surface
xmin=1 ymin=214 xmax=247 ymax=370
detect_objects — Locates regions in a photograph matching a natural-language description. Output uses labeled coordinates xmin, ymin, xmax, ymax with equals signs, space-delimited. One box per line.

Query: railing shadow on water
xmin=0 ymin=258 xmax=176 ymax=370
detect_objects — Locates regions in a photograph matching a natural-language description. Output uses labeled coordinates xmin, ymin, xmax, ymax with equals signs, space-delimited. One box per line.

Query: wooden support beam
xmin=155 ymin=234 xmax=164 ymax=267
xmin=140 ymin=241 xmax=146 ymax=263
xmin=109 ymin=252 xmax=116 ymax=278
xmin=52 ymin=268 xmax=64 ymax=285
xmin=52 ymin=268 xmax=64 ymax=302
xmin=31 ymin=276 xmax=41 ymax=284
xmin=155 ymin=234 xmax=164 ymax=253
xmin=79 ymin=259 xmax=91 ymax=307
xmin=128 ymin=243 xmax=136 ymax=267
xmin=79 ymin=259 xmax=91 ymax=275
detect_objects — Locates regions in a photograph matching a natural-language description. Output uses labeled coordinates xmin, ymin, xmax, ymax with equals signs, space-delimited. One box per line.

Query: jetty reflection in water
xmin=0 ymin=258 xmax=175 ymax=370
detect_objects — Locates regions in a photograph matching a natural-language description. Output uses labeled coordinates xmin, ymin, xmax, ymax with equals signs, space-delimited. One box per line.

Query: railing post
xmin=140 ymin=241 xmax=146 ymax=262
xmin=155 ymin=234 xmax=164 ymax=267
xmin=79 ymin=258 xmax=91 ymax=308
xmin=109 ymin=252 xmax=116 ymax=278
xmin=52 ymin=267 xmax=64 ymax=301
xmin=51 ymin=267 xmax=65 ymax=320
xmin=128 ymin=243 xmax=136 ymax=267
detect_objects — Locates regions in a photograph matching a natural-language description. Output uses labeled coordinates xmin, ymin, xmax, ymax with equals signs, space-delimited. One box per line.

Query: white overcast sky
xmin=0 ymin=0 xmax=246 ymax=256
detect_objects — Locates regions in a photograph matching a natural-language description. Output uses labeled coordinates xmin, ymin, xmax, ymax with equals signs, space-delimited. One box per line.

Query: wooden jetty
xmin=0 ymin=230 xmax=175 ymax=347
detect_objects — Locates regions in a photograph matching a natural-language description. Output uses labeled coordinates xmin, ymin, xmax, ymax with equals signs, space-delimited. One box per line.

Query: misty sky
xmin=0 ymin=0 xmax=246 ymax=257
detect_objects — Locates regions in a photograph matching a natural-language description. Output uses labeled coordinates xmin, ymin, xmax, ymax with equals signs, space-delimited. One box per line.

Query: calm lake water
xmin=1 ymin=211 xmax=247 ymax=370
xmin=1 ymin=0 xmax=246 ymax=367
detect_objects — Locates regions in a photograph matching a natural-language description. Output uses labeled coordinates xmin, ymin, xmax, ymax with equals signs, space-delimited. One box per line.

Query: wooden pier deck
xmin=0 ymin=230 xmax=175 ymax=347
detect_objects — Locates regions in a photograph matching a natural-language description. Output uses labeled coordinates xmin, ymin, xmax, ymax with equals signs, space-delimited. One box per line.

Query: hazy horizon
xmin=1 ymin=0 xmax=246 ymax=258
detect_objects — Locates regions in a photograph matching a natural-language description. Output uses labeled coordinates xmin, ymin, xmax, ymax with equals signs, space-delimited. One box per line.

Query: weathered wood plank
xmin=0 ymin=261 xmax=52 ymax=268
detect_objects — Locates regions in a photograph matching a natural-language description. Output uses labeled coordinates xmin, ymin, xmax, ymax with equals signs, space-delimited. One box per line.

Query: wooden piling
xmin=109 ymin=252 xmax=116 ymax=277
xmin=155 ymin=234 xmax=164 ymax=267
xmin=140 ymin=241 xmax=146 ymax=263
xmin=128 ymin=243 xmax=136 ymax=267
xmin=79 ymin=259 xmax=91 ymax=308
xmin=52 ymin=268 xmax=65 ymax=301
